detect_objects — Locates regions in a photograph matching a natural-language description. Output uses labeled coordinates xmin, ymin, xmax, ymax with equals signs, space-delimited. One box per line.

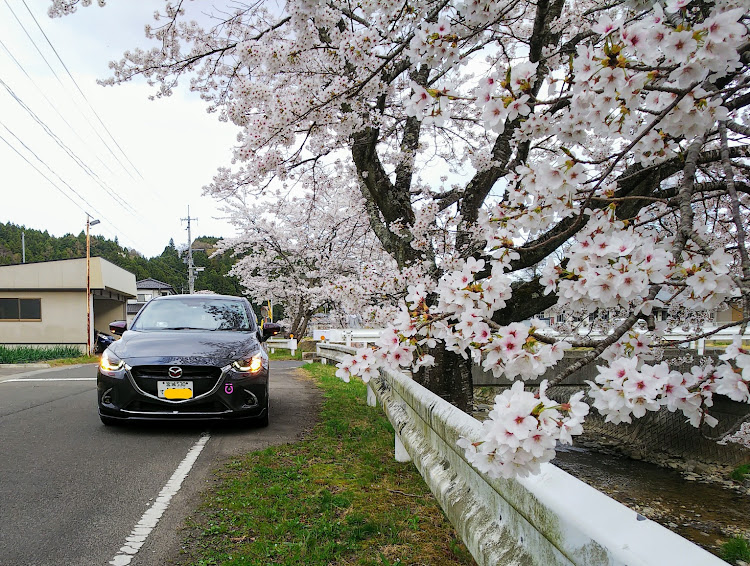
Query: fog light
xmin=101 ymin=388 xmax=113 ymax=405
xmin=243 ymin=389 xmax=258 ymax=407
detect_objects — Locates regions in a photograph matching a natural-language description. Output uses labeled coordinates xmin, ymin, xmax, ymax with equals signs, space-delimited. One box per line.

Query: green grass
xmin=721 ymin=536 xmax=750 ymax=563
xmin=0 ymin=345 xmax=86 ymax=364
xmin=176 ymin=363 xmax=476 ymax=566
xmin=267 ymin=348 xmax=303 ymax=361
xmin=730 ymin=464 xmax=750 ymax=483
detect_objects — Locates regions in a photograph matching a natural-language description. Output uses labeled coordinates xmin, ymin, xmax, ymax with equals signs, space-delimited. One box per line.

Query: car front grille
xmin=130 ymin=365 xmax=223 ymax=397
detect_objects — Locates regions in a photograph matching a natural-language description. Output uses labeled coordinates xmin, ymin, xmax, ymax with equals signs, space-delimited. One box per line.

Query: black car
xmin=97 ymin=294 xmax=279 ymax=427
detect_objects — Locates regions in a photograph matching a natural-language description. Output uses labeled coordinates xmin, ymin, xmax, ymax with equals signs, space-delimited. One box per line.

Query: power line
xmin=0 ymin=123 xmax=108 ymax=223
xmin=0 ymin=121 xmax=143 ymax=251
xmin=0 ymin=36 xmax=117 ymax=178
xmin=0 ymin=72 xmax=163 ymax=252
xmin=3 ymin=0 xmax=143 ymax=181
xmin=20 ymin=0 xmax=144 ymax=180
xmin=0 ymin=76 xmax=138 ymax=215
xmin=1 ymin=1 xmax=176 ymax=236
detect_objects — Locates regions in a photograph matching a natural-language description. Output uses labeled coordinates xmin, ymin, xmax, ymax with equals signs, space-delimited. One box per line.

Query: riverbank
xmin=472 ymin=396 xmax=749 ymax=560
xmin=553 ymin=435 xmax=750 ymax=560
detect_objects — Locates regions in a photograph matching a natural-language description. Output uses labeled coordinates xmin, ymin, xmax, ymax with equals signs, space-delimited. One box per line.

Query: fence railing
xmin=313 ymin=326 xmax=747 ymax=355
xmin=316 ymin=342 xmax=724 ymax=566
xmin=266 ymin=337 xmax=298 ymax=356
xmin=312 ymin=328 xmax=383 ymax=346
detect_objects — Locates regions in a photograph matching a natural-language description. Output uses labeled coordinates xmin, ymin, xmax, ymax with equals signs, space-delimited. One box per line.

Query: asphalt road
xmin=0 ymin=360 xmax=320 ymax=566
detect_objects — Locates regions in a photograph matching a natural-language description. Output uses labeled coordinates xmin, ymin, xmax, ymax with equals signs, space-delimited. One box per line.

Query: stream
xmin=551 ymin=443 xmax=750 ymax=559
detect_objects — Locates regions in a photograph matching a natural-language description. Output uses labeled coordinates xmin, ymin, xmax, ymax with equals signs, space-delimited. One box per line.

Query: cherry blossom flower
xmin=59 ymin=0 xmax=750 ymax=480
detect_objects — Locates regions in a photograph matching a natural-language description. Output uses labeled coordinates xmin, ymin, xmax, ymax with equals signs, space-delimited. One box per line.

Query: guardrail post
xmin=394 ymin=432 xmax=411 ymax=463
xmin=366 ymin=385 xmax=377 ymax=407
xmin=315 ymin=342 xmax=726 ymax=566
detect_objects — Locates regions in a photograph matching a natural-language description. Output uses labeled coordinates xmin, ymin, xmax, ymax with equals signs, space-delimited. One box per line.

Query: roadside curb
xmin=0 ymin=363 xmax=51 ymax=369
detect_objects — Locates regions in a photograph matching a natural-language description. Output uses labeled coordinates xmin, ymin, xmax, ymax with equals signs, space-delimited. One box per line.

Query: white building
xmin=0 ymin=257 xmax=136 ymax=352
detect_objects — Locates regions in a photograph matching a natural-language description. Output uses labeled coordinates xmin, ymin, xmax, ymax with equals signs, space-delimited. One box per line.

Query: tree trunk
xmin=414 ymin=345 xmax=474 ymax=412
xmin=289 ymin=301 xmax=308 ymax=338
xmin=297 ymin=310 xmax=313 ymax=339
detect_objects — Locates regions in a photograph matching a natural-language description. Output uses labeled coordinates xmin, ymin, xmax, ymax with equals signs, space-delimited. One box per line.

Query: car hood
xmin=110 ymin=330 xmax=261 ymax=367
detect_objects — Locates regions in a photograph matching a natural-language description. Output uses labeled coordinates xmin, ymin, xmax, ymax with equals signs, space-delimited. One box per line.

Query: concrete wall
xmin=0 ymin=257 xmax=136 ymax=296
xmin=0 ymin=258 xmax=136 ymax=350
xmin=93 ymin=257 xmax=137 ymax=296
xmin=317 ymin=343 xmax=725 ymax=566
xmin=94 ymin=298 xmax=126 ymax=334
xmin=0 ymin=290 xmax=86 ymax=346
xmin=0 ymin=259 xmax=86 ymax=290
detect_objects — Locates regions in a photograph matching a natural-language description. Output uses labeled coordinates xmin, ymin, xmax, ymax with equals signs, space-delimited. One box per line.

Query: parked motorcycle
xmin=94 ymin=331 xmax=116 ymax=355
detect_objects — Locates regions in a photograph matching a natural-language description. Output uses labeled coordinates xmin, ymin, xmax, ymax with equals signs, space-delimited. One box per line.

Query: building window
xmin=0 ymin=298 xmax=42 ymax=321
xmin=137 ymin=293 xmax=153 ymax=302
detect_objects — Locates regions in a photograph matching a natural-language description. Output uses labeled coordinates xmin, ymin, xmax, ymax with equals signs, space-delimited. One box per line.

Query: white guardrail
xmin=266 ymin=338 xmax=298 ymax=356
xmin=316 ymin=342 xmax=723 ymax=566
xmin=314 ymin=327 xmax=747 ymax=354
xmin=312 ymin=328 xmax=383 ymax=346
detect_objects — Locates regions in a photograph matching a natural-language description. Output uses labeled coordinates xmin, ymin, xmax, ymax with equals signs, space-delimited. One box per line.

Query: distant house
xmin=126 ymin=278 xmax=178 ymax=326
xmin=0 ymin=257 xmax=136 ymax=352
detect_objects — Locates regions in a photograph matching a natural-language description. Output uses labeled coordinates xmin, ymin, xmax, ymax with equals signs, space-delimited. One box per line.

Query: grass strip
xmin=268 ymin=349 xmax=303 ymax=361
xmin=0 ymin=345 xmax=85 ymax=364
xmin=176 ymin=362 xmax=476 ymax=566
xmin=48 ymin=355 xmax=99 ymax=366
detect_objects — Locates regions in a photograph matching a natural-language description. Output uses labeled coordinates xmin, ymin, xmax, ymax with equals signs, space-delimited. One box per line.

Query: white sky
xmin=0 ymin=1 xmax=239 ymax=258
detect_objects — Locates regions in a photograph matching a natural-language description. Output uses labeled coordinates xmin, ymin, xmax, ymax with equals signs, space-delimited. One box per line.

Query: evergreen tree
xmin=0 ymin=221 xmax=242 ymax=297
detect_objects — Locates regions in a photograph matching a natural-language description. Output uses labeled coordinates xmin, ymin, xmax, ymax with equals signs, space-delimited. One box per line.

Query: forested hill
xmin=0 ymin=222 xmax=242 ymax=296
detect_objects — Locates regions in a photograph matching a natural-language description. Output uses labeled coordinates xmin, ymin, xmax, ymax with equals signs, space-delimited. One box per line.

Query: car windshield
xmin=132 ymin=298 xmax=255 ymax=331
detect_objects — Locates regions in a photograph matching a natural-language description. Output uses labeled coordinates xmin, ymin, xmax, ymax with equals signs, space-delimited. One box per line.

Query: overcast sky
xmin=0 ymin=1 xmax=240 ymax=258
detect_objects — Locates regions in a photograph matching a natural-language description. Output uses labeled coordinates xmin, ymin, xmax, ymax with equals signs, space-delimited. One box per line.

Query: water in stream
xmin=552 ymin=444 xmax=750 ymax=558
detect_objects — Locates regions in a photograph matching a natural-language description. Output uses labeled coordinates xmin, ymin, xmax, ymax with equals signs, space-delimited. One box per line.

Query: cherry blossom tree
xmin=216 ymin=169 xmax=389 ymax=338
xmin=51 ymin=0 xmax=750 ymax=478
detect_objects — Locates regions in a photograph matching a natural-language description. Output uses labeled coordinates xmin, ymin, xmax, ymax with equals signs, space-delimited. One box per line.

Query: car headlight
xmin=232 ymin=353 xmax=265 ymax=374
xmin=100 ymin=350 xmax=124 ymax=372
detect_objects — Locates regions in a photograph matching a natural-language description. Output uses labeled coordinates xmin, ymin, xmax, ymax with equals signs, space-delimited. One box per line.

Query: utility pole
xmin=181 ymin=207 xmax=198 ymax=294
xmin=86 ymin=214 xmax=100 ymax=354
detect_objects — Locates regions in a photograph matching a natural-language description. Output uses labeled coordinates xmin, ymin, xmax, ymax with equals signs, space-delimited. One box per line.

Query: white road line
xmin=3 ymin=378 xmax=96 ymax=382
xmin=109 ymin=433 xmax=211 ymax=566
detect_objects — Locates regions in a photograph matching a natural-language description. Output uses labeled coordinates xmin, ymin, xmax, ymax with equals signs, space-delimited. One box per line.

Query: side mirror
xmin=261 ymin=322 xmax=281 ymax=342
xmin=109 ymin=320 xmax=127 ymax=336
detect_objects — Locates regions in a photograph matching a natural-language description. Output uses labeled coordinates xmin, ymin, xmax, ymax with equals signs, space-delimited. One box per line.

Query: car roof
xmin=151 ymin=294 xmax=246 ymax=302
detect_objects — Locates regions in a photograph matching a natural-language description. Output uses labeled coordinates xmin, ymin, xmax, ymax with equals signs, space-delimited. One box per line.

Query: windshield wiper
xmin=161 ymin=326 xmax=212 ymax=330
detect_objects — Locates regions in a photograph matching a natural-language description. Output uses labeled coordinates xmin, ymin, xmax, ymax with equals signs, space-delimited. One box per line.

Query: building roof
xmin=136 ymin=278 xmax=177 ymax=293
xmin=127 ymin=303 xmax=145 ymax=315
xmin=0 ymin=257 xmax=136 ymax=298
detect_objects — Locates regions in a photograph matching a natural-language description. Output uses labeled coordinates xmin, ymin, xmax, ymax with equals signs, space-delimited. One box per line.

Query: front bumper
xmin=97 ymin=362 xmax=268 ymax=422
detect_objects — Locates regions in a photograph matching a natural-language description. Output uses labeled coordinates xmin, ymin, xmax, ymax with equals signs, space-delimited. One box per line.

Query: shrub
xmin=721 ymin=537 xmax=750 ymax=564
xmin=730 ymin=464 xmax=750 ymax=483
xmin=0 ymin=345 xmax=83 ymax=364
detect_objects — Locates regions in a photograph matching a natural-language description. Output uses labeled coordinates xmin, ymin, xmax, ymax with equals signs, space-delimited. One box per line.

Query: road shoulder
xmin=139 ymin=364 xmax=322 ymax=566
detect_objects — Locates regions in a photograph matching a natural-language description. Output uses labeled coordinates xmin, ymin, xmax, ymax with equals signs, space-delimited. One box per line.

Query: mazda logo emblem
xmin=168 ymin=366 xmax=183 ymax=378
